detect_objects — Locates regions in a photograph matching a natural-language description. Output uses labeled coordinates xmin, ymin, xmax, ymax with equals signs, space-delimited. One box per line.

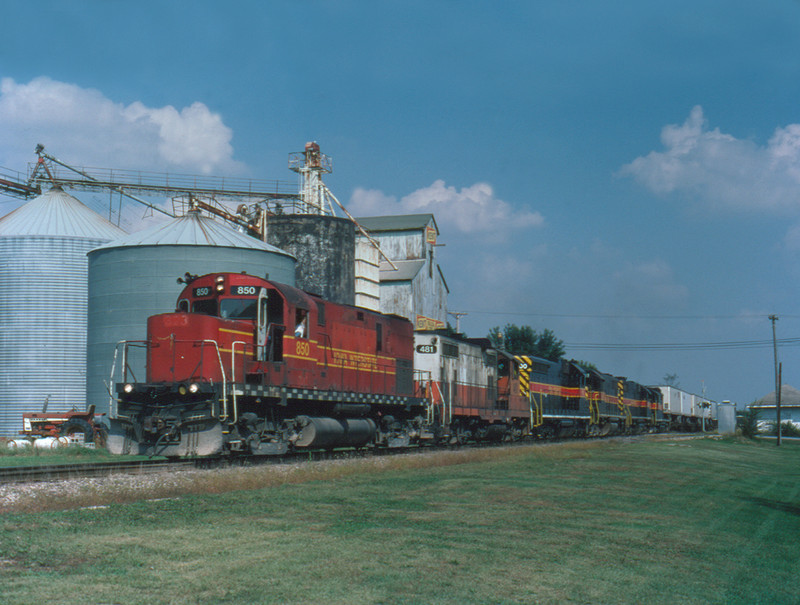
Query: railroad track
xmin=0 ymin=432 xmax=705 ymax=486
xmin=0 ymin=459 xmax=197 ymax=485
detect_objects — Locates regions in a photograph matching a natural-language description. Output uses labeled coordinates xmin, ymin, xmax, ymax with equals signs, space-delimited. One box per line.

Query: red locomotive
xmin=108 ymin=272 xmax=426 ymax=456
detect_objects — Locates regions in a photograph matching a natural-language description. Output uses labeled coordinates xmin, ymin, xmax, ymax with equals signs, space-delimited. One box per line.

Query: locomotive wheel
xmin=59 ymin=419 xmax=95 ymax=444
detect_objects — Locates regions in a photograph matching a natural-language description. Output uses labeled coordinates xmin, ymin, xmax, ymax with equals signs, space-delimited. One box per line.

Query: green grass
xmin=0 ymin=441 xmax=156 ymax=466
xmin=1 ymin=437 xmax=799 ymax=604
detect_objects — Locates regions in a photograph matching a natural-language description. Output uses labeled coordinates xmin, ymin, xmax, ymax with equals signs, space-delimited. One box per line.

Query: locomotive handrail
xmin=426 ymin=379 xmax=448 ymax=424
xmin=169 ymin=338 xmax=231 ymax=417
xmin=588 ymin=389 xmax=600 ymax=425
xmin=108 ymin=340 xmax=148 ymax=418
xmin=230 ymin=339 xmax=254 ymax=423
xmin=413 ymin=369 xmax=434 ymax=423
xmin=197 ymin=339 xmax=228 ymax=422
xmin=529 ymin=392 xmax=543 ymax=429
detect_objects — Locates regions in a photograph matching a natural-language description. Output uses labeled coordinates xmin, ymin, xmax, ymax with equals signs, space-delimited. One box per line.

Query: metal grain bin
xmin=0 ymin=187 xmax=125 ymax=437
xmin=266 ymin=214 xmax=355 ymax=305
xmin=86 ymin=210 xmax=295 ymax=414
xmin=717 ymin=402 xmax=736 ymax=435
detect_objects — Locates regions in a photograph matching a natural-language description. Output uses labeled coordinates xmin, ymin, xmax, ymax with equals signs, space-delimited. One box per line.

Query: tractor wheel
xmin=59 ymin=419 xmax=95 ymax=444
xmin=94 ymin=426 xmax=109 ymax=449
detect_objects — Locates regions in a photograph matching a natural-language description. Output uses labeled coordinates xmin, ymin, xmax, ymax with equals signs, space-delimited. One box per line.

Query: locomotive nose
xmin=143 ymin=416 xmax=166 ymax=434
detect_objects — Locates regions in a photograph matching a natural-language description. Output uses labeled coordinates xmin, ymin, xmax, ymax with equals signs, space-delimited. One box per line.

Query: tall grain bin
xmin=0 ymin=187 xmax=126 ymax=437
xmin=266 ymin=214 xmax=355 ymax=305
xmin=86 ymin=210 xmax=295 ymax=415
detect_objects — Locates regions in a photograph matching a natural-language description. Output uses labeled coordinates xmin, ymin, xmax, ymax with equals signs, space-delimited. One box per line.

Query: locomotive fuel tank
xmin=291 ymin=416 xmax=377 ymax=449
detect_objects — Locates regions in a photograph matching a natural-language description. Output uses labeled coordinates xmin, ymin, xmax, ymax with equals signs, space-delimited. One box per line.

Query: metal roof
xmin=94 ymin=210 xmax=294 ymax=257
xmin=752 ymin=385 xmax=800 ymax=407
xmin=378 ymin=259 xmax=425 ymax=282
xmin=356 ymin=213 xmax=438 ymax=234
xmin=0 ymin=186 xmax=126 ymax=240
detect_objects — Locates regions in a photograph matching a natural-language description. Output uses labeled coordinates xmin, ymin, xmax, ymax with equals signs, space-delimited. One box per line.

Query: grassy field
xmin=0 ymin=442 xmax=153 ymax=467
xmin=1 ymin=436 xmax=799 ymax=604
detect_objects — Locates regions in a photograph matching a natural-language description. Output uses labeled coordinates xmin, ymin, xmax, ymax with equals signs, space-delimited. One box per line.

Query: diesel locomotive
xmin=107 ymin=271 xmax=667 ymax=458
xmin=107 ymin=272 xmax=426 ymax=456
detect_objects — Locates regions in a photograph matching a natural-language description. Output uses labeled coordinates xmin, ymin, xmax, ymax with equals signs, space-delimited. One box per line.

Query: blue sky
xmin=2 ymin=1 xmax=800 ymax=405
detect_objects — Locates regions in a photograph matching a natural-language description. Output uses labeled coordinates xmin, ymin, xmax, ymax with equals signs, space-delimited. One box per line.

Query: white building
xmin=356 ymin=214 xmax=449 ymax=329
xmin=750 ymin=385 xmax=800 ymax=427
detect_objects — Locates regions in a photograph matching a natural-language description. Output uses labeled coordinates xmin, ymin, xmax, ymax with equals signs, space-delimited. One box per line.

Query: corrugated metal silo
xmin=266 ymin=214 xmax=355 ymax=305
xmin=0 ymin=186 xmax=126 ymax=437
xmin=86 ymin=210 xmax=296 ymax=415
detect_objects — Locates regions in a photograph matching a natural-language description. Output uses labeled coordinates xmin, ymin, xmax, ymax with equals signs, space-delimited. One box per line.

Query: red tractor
xmin=21 ymin=404 xmax=108 ymax=447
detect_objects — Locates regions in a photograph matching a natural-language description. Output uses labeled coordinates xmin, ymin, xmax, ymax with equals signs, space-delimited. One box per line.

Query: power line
xmin=567 ymin=337 xmax=800 ymax=352
xmin=464 ymin=310 xmax=800 ymax=320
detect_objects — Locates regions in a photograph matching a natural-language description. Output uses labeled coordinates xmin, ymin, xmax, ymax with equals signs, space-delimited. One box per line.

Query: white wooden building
xmin=356 ymin=214 xmax=449 ymax=329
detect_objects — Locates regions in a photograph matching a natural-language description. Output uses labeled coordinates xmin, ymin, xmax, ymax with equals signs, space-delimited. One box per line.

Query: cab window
xmin=294 ymin=309 xmax=308 ymax=338
xmin=192 ymin=299 xmax=217 ymax=315
xmin=220 ymin=298 xmax=257 ymax=319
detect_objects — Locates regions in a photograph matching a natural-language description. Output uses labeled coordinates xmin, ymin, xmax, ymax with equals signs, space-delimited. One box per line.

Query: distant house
xmin=749 ymin=385 xmax=800 ymax=427
xmin=355 ymin=213 xmax=449 ymax=329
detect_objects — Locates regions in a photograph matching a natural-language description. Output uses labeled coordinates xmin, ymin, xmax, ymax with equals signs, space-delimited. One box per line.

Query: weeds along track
xmin=0 ymin=459 xmax=197 ymax=485
xmin=0 ymin=446 xmax=430 ymax=485
xmin=0 ymin=432 xmax=700 ymax=486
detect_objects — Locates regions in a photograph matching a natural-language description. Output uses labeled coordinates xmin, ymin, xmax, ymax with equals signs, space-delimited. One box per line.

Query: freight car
xmin=107 ymin=272 xmax=672 ymax=458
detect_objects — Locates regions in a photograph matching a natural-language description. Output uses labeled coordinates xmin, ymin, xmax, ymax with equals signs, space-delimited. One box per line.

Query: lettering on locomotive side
xmin=415 ymin=344 xmax=437 ymax=354
xmin=328 ymin=350 xmax=385 ymax=373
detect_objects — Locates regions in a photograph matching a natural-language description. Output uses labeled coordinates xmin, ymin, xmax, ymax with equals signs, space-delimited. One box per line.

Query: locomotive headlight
xmin=215 ymin=275 xmax=225 ymax=292
xmin=123 ymin=383 xmax=134 ymax=393
xmin=178 ymin=383 xmax=200 ymax=396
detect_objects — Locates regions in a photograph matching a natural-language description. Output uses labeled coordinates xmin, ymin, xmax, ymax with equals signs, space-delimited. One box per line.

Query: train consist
xmin=107 ymin=272 xmax=705 ymax=457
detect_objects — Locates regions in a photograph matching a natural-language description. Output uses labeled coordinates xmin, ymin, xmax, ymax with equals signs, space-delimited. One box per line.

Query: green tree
xmin=662 ymin=373 xmax=680 ymax=387
xmin=737 ymin=407 xmax=760 ymax=439
xmin=487 ymin=324 xmax=565 ymax=361
xmin=574 ymin=359 xmax=598 ymax=372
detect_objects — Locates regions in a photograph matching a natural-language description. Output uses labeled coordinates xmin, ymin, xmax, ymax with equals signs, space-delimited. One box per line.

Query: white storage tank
xmin=86 ymin=210 xmax=296 ymax=415
xmin=717 ymin=402 xmax=736 ymax=435
xmin=0 ymin=187 xmax=125 ymax=437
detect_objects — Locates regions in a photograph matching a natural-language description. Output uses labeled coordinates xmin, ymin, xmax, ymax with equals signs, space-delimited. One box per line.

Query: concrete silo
xmin=0 ymin=186 xmax=126 ymax=437
xmin=86 ymin=210 xmax=295 ymax=415
xmin=266 ymin=214 xmax=355 ymax=305
xmin=279 ymin=142 xmax=356 ymax=306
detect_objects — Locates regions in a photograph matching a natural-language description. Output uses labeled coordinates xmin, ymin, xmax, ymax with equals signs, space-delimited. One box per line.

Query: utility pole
xmin=447 ymin=311 xmax=468 ymax=334
xmin=777 ymin=363 xmax=783 ymax=446
xmin=769 ymin=315 xmax=781 ymax=446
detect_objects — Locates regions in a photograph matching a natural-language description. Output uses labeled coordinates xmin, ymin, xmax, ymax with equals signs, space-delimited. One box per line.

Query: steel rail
xmin=0 ymin=432 xmax=699 ymax=486
xmin=0 ymin=459 xmax=196 ymax=485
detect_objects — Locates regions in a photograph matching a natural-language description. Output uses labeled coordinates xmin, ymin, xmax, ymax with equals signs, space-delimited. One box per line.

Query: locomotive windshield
xmin=192 ymin=299 xmax=217 ymax=316
xmin=220 ymin=298 xmax=258 ymax=320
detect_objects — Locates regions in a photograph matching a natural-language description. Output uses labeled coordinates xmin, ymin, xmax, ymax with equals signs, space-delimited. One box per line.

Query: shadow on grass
xmin=748 ymin=496 xmax=800 ymax=516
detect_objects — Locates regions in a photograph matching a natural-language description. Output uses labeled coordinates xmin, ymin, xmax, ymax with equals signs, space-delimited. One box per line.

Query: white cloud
xmin=619 ymin=105 xmax=800 ymax=213
xmin=350 ymin=179 xmax=544 ymax=237
xmin=0 ymin=77 xmax=244 ymax=175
